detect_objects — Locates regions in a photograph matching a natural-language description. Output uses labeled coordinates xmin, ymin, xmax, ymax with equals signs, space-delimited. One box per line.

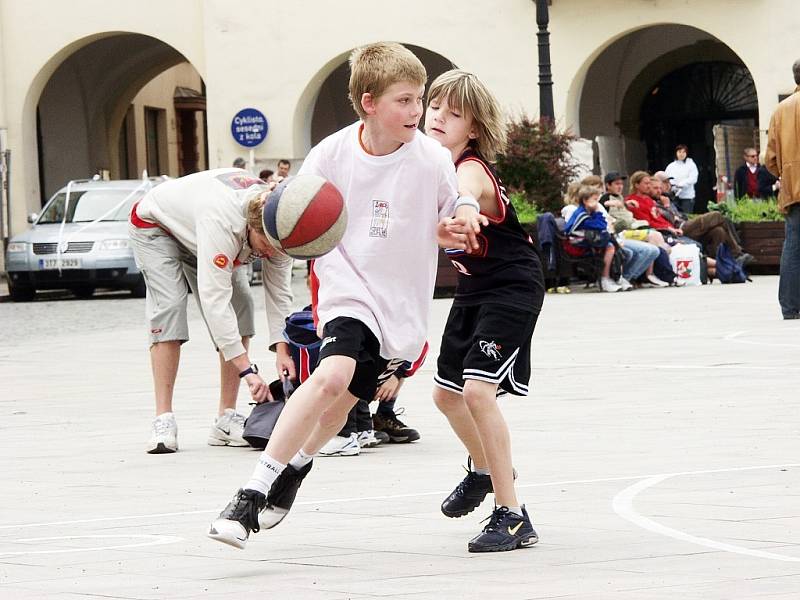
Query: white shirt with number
xmin=300 ymin=122 xmax=458 ymax=362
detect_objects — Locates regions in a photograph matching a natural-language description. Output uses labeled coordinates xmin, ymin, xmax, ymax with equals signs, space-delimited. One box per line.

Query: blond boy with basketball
xmin=208 ymin=42 xmax=482 ymax=549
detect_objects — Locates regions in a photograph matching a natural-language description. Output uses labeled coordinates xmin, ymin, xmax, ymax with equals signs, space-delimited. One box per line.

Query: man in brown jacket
xmin=766 ymin=59 xmax=800 ymax=320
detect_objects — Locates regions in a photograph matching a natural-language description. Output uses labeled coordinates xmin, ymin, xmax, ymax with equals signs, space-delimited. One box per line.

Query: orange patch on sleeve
xmin=213 ymin=254 xmax=230 ymax=269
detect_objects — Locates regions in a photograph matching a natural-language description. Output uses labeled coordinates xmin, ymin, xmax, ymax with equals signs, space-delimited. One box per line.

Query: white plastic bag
xmin=670 ymin=243 xmax=702 ymax=286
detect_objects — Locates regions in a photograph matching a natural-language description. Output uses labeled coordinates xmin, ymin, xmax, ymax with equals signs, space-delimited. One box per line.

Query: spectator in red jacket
xmin=625 ymin=171 xmax=682 ymax=235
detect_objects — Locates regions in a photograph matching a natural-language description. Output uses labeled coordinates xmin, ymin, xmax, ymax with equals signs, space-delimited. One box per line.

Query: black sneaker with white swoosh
xmin=467 ymin=505 xmax=538 ymax=553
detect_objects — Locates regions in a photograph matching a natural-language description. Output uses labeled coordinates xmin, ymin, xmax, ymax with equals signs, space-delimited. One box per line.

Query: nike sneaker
xmin=146 ymin=412 xmax=178 ymax=454
xmin=259 ymin=461 xmax=313 ymax=529
xmin=208 ymin=488 xmax=266 ymax=549
xmin=468 ymin=505 xmax=538 ymax=553
xmin=208 ymin=408 xmax=249 ymax=447
xmin=318 ymin=433 xmax=360 ymax=456
xmin=356 ymin=429 xmax=381 ymax=448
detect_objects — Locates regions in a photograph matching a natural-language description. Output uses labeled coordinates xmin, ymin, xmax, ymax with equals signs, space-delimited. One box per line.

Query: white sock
xmin=288 ymin=449 xmax=313 ymax=470
xmin=506 ymin=505 xmax=523 ymax=517
xmin=473 ymin=465 xmax=490 ymax=476
xmin=244 ymin=453 xmax=286 ymax=494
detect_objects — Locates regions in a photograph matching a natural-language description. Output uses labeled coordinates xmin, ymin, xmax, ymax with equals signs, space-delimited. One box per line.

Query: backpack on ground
xmin=715 ymin=243 xmax=748 ymax=284
xmin=243 ymin=308 xmax=320 ymax=449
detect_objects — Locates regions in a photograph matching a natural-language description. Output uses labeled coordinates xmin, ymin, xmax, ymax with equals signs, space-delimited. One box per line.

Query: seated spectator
xmin=561 ymin=181 xmax=581 ymax=221
xmin=600 ymin=172 xmax=667 ymax=287
xmin=734 ymin=147 xmax=779 ymax=199
xmin=652 ymin=171 xmax=686 ymax=224
xmin=259 ymin=169 xmax=274 ymax=181
xmin=625 ymin=171 xmax=683 ymax=241
xmin=629 ymin=171 xmax=752 ymax=265
xmin=564 ymin=185 xmax=629 ymax=292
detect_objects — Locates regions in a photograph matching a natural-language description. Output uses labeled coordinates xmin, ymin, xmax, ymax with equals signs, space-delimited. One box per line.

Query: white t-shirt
xmin=300 ymin=122 xmax=458 ymax=361
xmin=135 ymin=168 xmax=293 ymax=359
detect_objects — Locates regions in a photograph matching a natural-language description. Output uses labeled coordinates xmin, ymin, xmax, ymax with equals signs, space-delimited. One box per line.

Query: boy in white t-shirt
xmin=208 ymin=42 xmax=482 ymax=549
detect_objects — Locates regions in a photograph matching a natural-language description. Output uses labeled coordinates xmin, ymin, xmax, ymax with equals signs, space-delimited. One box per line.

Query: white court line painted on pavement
xmin=0 ymin=534 xmax=183 ymax=556
xmin=2 ymin=463 xmax=798 ymax=532
xmin=535 ymin=363 xmax=797 ymax=371
xmin=613 ymin=464 xmax=800 ymax=562
xmin=723 ymin=330 xmax=800 ymax=349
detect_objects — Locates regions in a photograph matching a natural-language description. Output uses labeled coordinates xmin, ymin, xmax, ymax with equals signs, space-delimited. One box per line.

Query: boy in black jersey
xmin=426 ymin=70 xmax=546 ymax=552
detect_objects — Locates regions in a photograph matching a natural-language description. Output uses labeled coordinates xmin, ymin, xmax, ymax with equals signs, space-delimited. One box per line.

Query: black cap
xmin=604 ymin=171 xmax=627 ymax=184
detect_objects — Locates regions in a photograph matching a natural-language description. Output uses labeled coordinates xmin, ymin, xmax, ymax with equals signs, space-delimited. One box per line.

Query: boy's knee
xmin=434 ymin=387 xmax=464 ymax=413
xmin=462 ymin=381 xmax=497 ymax=411
xmin=309 ymin=368 xmax=350 ymax=399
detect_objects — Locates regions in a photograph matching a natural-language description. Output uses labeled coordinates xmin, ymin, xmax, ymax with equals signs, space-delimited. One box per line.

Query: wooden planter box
xmin=737 ymin=221 xmax=784 ymax=273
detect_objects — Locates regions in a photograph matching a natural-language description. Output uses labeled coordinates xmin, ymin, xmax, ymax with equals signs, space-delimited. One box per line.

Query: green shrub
xmin=496 ymin=117 xmax=581 ymax=215
xmin=708 ymin=197 xmax=783 ymax=223
xmin=509 ymin=191 xmax=541 ymax=224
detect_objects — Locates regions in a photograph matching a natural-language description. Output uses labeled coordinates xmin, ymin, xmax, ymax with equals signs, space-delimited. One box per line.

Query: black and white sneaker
xmin=468 ymin=505 xmax=538 ymax=553
xmin=441 ymin=458 xmax=493 ymax=518
xmin=208 ymin=488 xmax=266 ymax=549
xmin=259 ymin=461 xmax=313 ymax=529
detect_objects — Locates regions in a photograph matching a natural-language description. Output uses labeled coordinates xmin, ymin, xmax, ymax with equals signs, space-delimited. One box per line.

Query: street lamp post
xmin=536 ymin=0 xmax=555 ymax=122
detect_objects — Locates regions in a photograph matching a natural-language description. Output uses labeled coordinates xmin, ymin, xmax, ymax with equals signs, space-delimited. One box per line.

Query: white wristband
xmin=455 ymin=195 xmax=480 ymax=212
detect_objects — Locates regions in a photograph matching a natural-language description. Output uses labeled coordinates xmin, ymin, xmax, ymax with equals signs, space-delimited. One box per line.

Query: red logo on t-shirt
xmin=213 ymin=254 xmax=229 ymax=269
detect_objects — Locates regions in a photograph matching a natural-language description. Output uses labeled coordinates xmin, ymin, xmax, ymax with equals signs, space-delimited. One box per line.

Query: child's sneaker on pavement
xmin=208 ymin=408 xmax=249 ymax=447
xmin=441 ymin=459 xmax=493 ymax=518
xmin=373 ymin=429 xmax=391 ymax=444
xmin=146 ymin=412 xmax=178 ymax=454
xmin=207 ymin=488 xmax=266 ymax=549
xmin=372 ymin=409 xmax=420 ymax=443
xmin=467 ymin=505 xmax=538 ymax=553
xmin=357 ymin=429 xmax=381 ymax=448
xmin=259 ymin=461 xmax=313 ymax=529
xmin=318 ymin=433 xmax=360 ymax=456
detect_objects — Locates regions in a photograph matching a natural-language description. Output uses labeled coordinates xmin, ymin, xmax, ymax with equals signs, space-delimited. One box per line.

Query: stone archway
xmin=574 ymin=24 xmax=758 ymax=209
xmin=296 ymin=44 xmax=456 ymax=153
xmin=34 ymin=33 xmax=207 ymax=203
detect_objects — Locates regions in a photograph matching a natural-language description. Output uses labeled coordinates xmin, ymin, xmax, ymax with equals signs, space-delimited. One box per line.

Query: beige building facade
xmin=0 ymin=0 xmax=795 ymax=243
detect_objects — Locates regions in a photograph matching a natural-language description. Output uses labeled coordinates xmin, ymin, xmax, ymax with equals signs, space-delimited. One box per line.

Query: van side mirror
xmin=27 ymin=213 xmax=39 ymax=223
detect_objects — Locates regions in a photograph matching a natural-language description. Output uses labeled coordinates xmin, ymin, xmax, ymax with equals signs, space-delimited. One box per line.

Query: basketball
xmin=261 ymin=174 xmax=347 ymax=260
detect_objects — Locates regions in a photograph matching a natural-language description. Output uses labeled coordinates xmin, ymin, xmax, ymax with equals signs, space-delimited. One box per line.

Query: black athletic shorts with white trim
xmin=434 ymin=303 xmax=539 ymax=396
xmin=318 ymin=317 xmax=404 ymax=400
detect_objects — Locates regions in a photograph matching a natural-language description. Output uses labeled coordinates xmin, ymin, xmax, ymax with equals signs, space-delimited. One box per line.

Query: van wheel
xmin=130 ymin=276 xmax=147 ymax=298
xmin=8 ymin=281 xmax=36 ymax=302
xmin=72 ymin=285 xmax=95 ymax=299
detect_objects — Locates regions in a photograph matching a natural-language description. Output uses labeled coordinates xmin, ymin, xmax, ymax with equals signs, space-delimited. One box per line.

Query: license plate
xmin=40 ymin=258 xmax=81 ymax=269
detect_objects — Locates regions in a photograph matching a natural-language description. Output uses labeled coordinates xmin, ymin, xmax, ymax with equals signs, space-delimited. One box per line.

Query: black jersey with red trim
xmin=444 ymin=149 xmax=544 ymax=308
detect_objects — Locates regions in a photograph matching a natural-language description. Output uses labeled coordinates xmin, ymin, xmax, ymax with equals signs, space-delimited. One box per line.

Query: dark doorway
xmin=640 ymin=61 xmax=758 ymax=212
xmin=176 ymin=110 xmax=198 ymax=175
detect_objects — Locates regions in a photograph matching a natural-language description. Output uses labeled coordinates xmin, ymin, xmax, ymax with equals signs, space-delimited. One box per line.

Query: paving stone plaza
xmin=1 ymin=275 xmax=798 ymax=599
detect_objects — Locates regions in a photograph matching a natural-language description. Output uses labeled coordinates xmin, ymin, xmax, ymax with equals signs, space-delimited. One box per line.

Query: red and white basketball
xmin=261 ymin=174 xmax=347 ymax=260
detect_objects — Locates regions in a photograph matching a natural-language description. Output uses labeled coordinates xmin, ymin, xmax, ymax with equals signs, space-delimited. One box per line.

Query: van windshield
xmin=37 ymin=190 xmax=143 ymax=224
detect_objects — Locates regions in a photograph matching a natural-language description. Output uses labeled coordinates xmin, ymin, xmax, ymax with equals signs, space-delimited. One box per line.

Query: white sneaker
xmin=147 ymin=412 xmax=178 ymax=454
xmin=617 ymin=277 xmax=633 ymax=291
xmin=318 ymin=433 xmax=360 ymax=456
xmin=646 ymin=273 xmax=669 ymax=288
xmin=600 ymin=277 xmax=621 ymax=293
xmin=356 ymin=430 xmax=381 ymax=448
xmin=208 ymin=409 xmax=249 ymax=447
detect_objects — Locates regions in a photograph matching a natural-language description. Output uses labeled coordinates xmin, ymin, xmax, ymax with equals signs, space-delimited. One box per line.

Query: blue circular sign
xmin=231 ymin=108 xmax=268 ymax=147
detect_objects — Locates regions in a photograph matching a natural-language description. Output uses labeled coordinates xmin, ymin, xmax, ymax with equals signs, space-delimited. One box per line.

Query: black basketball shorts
xmin=434 ymin=303 xmax=539 ymax=397
xmin=318 ymin=317 xmax=404 ymax=399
